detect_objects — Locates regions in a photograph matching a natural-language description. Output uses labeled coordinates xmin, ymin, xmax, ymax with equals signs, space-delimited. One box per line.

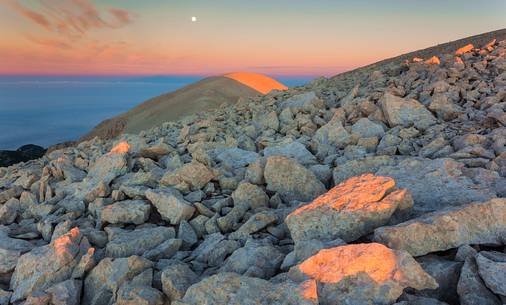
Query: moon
xmin=191 ymin=16 xmax=197 ymax=22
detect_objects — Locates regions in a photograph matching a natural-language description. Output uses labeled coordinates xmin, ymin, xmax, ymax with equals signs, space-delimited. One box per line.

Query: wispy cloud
xmin=24 ymin=34 xmax=73 ymax=49
xmin=4 ymin=0 xmax=135 ymax=40
xmin=4 ymin=0 xmax=52 ymax=30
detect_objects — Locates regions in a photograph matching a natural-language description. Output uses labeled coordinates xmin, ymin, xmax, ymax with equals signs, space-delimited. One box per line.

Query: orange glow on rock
xmin=455 ymin=56 xmax=464 ymax=65
xmin=53 ymin=227 xmax=80 ymax=263
xmin=455 ymin=44 xmax=474 ymax=55
xmin=288 ymin=174 xmax=395 ymax=217
xmin=298 ymin=243 xmax=400 ymax=284
xmin=109 ymin=141 xmax=130 ymax=154
xmin=424 ymin=56 xmax=440 ymax=65
xmin=299 ymin=279 xmax=318 ymax=302
xmin=412 ymin=57 xmax=423 ymax=63
xmin=224 ymin=72 xmax=288 ymax=94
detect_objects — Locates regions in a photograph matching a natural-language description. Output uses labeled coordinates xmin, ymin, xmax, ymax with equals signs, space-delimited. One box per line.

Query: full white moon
xmin=191 ymin=16 xmax=197 ymax=22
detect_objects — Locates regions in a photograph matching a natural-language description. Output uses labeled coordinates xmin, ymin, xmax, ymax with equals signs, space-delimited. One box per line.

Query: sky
xmin=1 ymin=0 xmax=505 ymax=77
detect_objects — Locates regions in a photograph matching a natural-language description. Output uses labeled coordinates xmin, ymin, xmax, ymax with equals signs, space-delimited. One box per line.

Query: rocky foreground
xmin=0 ymin=37 xmax=505 ymax=305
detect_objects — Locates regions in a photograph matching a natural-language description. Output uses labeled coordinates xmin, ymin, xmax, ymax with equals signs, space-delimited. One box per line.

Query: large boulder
xmin=289 ymin=243 xmax=438 ymax=305
xmin=286 ymin=174 xmax=413 ymax=243
xmin=374 ymin=198 xmax=506 ymax=256
xmin=175 ymin=272 xmax=317 ymax=305
xmin=376 ymin=158 xmax=496 ymax=214
xmin=145 ymin=188 xmax=195 ymax=225
xmin=264 ymin=156 xmax=325 ymax=202
xmin=380 ymin=93 xmax=436 ymax=130
xmin=10 ymin=228 xmax=88 ymax=302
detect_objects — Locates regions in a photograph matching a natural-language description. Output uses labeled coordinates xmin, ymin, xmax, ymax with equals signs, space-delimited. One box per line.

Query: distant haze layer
xmin=0 ymin=75 xmax=308 ymax=150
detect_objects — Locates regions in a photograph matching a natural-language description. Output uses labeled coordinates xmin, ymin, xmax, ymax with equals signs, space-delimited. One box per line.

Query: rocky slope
xmin=82 ymin=73 xmax=287 ymax=141
xmin=0 ymin=31 xmax=505 ymax=305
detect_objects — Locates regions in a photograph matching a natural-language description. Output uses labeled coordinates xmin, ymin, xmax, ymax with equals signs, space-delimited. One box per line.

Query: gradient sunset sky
xmin=1 ymin=0 xmax=505 ymax=77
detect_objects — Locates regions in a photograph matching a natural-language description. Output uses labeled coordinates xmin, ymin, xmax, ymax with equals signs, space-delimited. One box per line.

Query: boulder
xmin=333 ymin=156 xmax=397 ymax=184
xmin=100 ymin=200 xmax=150 ymax=225
xmin=145 ymin=188 xmax=195 ymax=225
xmin=351 ymin=118 xmax=385 ymax=138
xmin=380 ymin=93 xmax=436 ymax=130
xmin=376 ymin=158 xmax=496 ymax=213
xmin=264 ymin=156 xmax=325 ymax=202
xmin=0 ymin=198 xmax=19 ymax=225
xmin=161 ymin=263 xmax=198 ymax=302
xmin=46 ymin=279 xmax=82 ymax=305
xmin=0 ymin=227 xmax=34 ymax=253
xmin=10 ymin=228 xmax=87 ymax=302
xmin=288 ymin=243 xmax=438 ymax=305
xmin=219 ymin=240 xmax=285 ymax=279
xmin=0 ymin=248 xmax=20 ymax=274
xmin=105 ymin=226 xmax=175 ymax=258
xmin=263 ymin=142 xmax=317 ymax=165
xmin=229 ymin=211 xmax=277 ymax=241
xmin=231 ymin=182 xmax=269 ymax=209
xmin=415 ymin=255 xmax=462 ymax=304
xmin=374 ymin=198 xmax=506 ymax=256
xmin=161 ymin=161 xmax=214 ymax=191
xmin=212 ymin=148 xmax=259 ymax=170
xmin=476 ymin=251 xmax=506 ymax=296
xmin=286 ymin=174 xmax=413 ymax=243
xmin=115 ymin=284 xmax=164 ymax=305
xmin=312 ymin=120 xmax=351 ymax=153
xmin=175 ymin=272 xmax=316 ymax=305
xmin=142 ymin=238 xmax=182 ymax=261
xmin=457 ymin=257 xmax=502 ymax=305
xmin=83 ymin=256 xmax=153 ymax=305
xmin=72 ymin=143 xmax=130 ymax=202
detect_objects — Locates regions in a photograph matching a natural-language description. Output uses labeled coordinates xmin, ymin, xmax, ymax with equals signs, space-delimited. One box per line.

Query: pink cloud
xmin=4 ymin=0 xmax=135 ymax=39
xmin=4 ymin=0 xmax=52 ymax=30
